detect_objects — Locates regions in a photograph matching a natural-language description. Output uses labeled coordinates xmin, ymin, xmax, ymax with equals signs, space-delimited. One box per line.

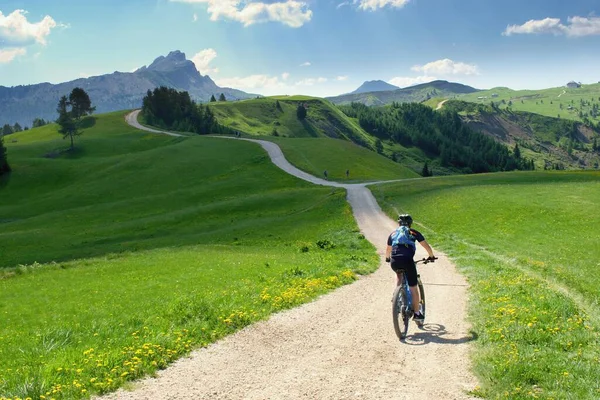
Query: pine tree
xmin=513 ymin=143 xmax=521 ymax=159
xmin=69 ymin=88 xmax=95 ymax=120
xmin=210 ymin=95 xmax=217 ymax=102
xmin=296 ymin=104 xmax=307 ymax=120
xmin=0 ymin=132 xmax=10 ymax=175
xmin=218 ymin=93 xmax=226 ymax=102
xmin=56 ymin=95 xmax=80 ymax=151
xmin=2 ymin=124 xmax=13 ymax=136
xmin=422 ymin=161 xmax=431 ymax=177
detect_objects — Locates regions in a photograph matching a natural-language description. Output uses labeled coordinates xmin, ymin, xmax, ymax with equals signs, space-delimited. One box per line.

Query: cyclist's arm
xmin=418 ymin=240 xmax=435 ymax=258
xmin=385 ymin=245 xmax=392 ymax=260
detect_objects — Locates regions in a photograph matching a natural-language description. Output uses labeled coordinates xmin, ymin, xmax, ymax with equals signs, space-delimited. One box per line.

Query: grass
xmin=0 ymin=111 xmax=379 ymax=399
xmin=266 ymin=137 xmax=419 ymax=182
xmin=458 ymin=84 xmax=600 ymax=124
xmin=209 ymin=96 xmax=376 ymax=147
xmin=372 ymin=171 xmax=600 ymax=399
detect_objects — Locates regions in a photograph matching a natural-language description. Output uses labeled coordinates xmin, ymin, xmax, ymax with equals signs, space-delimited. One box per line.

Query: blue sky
xmin=1 ymin=0 xmax=599 ymax=96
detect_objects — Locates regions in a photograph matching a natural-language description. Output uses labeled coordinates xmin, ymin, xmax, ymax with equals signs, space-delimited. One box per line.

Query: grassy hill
xmin=326 ymin=80 xmax=479 ymax=106
xmin=457 ymin=83 xmax=600 ymax=125
xmin=0 ymin=112 xmax=379 ymax=399
xmin=209 ymin=96 xmax=421 ymax=178
xmin=373 ymin=171 xmax=600 ymax=399
xmin=210 ymin=96 xmax=372 ymax=143
xmin=440 ymin=100 xmax=600 ymax=170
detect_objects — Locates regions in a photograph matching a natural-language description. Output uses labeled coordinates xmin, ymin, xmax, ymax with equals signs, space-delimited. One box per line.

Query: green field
xmin=373 ymin=171 xmax=600 ymax=399
xmin=0 ymin=112 xmax=379 ymax=399
xmin=458 ymin=84 xmax=600 ymax=124
xmin=267 ymin=137 xmax=419 ymax=182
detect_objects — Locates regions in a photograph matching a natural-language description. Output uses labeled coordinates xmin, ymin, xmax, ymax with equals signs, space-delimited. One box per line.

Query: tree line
xmin=0 ymin=132 xmax=9 ymax=176
xmin=142 ymin=87 xmax=232 ymax=135
xmin=340 ymin=102 xmax=533 ymax=174
xmin=1 ymin=118 xmax=50 ymax=136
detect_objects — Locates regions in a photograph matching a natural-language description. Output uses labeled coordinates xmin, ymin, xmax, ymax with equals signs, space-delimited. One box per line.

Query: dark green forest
xmin=0 ymin=134 xmax=9 ymax=176
xmin=340 ymin=102 xmax=533 ymax=173
xmin=141 ymin=87 xmax=231 ymax=135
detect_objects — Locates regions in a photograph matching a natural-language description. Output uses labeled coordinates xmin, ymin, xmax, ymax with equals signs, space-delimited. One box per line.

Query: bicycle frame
xmin=391 ymin=258 xmax=432 ymax=340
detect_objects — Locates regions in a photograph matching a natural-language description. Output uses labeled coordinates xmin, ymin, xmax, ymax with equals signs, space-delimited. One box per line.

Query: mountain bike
xmin=391 ymin=257 xmax=436 ymax=340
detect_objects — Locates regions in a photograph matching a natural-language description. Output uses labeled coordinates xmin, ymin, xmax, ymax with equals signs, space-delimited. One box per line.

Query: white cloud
xmin=296 ymin=77 xmax=327 ymax=86
xmin=503 ymin=16 xmax=600 ymax=37
xmin=299 ymin=61 xmax=311 ymax=67
xmin=336 ymin=75 xmax=349 ymax=81
xmin=282 ymin=72 xmax=290 ymax=80
xmin=411 ymin=59 xmax=479 ymax=76
xmin=216 ymin=74 xmax=286 ymax=90
xmin=169 ymin=0 xmax=312 ymax=28
xmin=353 ymin=0 xmax=410 ymax=11
xmin=389 ymin=75 xmax=436 ymax=88
xmin=191 ymin=48 xmax=219 ymax=75
xmin=193 ymin=13 xmax=198 ymax=22
xmin=0 ymin=9 xmax=57 ymax=47
xmin=0 ymin=47 xmax=26 ymax=63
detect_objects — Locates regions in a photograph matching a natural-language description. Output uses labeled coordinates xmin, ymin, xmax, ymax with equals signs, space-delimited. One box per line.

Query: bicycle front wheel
xmin=417 ymin=276 xmax=426 ymax=327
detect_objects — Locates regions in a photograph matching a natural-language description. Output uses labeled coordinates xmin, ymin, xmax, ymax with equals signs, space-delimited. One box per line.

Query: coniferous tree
xmin=296 ymin=104 xmax=307 ymax=120
xmin=339 ymin=102 xmax=526 ymax=174
xmin=210 ymin=95 xmax=217 ymax=102
xmin=422 ymin=161 xmax=431 ymax=177
xmin=141 ymin=86 xmax=230 ymax=135
xmin=0 ymin=131 xmax=10 ymax=175
xmin=218 ymin=93 xmax=226 ymax=102
xmin=69 ymin=87 xmax=95 ymax=120
xmin=12 ymin=123 xmax=22 ymax=132
xmin=2 ymin=124 xmax=13 ymax=136
xmin=56 ymin=95 xmax=80 ymax=150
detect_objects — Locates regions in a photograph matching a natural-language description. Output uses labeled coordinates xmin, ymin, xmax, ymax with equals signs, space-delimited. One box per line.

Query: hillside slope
xmin=327 ymin=80 xmax=479 ymax=106
xmin=457 ymin=83 xmax=600 ymax=125
xmin=442 ymin=101 xmax=600 ymax=169
xmin=210 ymin=96 xmax=374 ymax=146
xmin=209 ymin=97 xmax=419 ymax=178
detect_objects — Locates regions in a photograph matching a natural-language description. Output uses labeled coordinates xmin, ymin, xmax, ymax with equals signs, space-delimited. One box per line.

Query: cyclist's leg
xmin=404 ymin=261 xmax=420 ymax=314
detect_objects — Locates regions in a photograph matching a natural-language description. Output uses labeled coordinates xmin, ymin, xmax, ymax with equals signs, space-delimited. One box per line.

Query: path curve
xmin=102 ymin=111 xmax=478 ymax=399
xmin=435 ymin=99 xmax=449 ymax=110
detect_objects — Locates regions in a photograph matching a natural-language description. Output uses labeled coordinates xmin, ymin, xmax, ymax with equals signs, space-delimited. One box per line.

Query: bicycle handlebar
xmin=385 ymin=257 xmax=438 ymax=264
xmin=415 ymin=257 xmax=438 ymax=265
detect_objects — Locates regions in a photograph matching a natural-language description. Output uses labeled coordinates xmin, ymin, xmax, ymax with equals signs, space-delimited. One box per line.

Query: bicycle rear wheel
xmin=392 ymin=274 xmax=410 ymax=340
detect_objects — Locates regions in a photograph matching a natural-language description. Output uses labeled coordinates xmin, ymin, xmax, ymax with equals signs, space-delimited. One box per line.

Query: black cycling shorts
xmin=390 ymin=259 xmax=418 ymax=287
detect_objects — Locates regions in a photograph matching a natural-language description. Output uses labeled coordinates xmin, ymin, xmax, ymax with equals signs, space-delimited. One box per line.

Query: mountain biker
xmin=385 ymin=214 xmax=436 ymax=324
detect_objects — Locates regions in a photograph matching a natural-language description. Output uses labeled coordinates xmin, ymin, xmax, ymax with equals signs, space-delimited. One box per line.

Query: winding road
xmin=103 ymin=111 xmax=477 ymax=399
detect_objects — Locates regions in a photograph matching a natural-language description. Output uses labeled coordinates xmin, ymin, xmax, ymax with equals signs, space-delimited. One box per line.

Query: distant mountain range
xmin=328 ymin=80 xmax=480 ymax=106
xmin=0 ymin=50 xmax=253 ymax=127
xmin=351 ymin=80 xmax=400 ymax=94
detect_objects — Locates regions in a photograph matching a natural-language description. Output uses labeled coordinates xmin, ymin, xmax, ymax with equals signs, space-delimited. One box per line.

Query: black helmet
xmin=398 ymin=214 xmax=413 ymax=226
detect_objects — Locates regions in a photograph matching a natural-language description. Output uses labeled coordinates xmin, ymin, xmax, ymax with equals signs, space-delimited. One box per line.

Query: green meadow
xmin=0 ymin=112 xmax=379 ymax=399
xmin=267 ymin=137 xmax=419 ymax=182
xmin=459 ymin=84 xmax=600 ymax=123
xmin=373 ymin=171 xmax=600 ymax=399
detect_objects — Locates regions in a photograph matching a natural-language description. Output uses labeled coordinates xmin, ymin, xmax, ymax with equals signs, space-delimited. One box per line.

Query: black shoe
xmin=413 ymin=312 xmax=425 ymax=324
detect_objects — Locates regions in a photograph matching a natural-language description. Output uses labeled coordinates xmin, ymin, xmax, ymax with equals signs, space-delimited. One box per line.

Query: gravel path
xmin=101 ymin=112 xmax=478 ymax=399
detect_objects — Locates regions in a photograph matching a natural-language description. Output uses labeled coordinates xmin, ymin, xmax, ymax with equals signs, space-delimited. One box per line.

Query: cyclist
xmin=385 ymin=214 xmax=436 ymax=324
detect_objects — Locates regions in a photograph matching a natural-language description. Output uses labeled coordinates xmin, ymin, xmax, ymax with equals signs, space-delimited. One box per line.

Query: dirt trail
xmin=436 ymin=99 xmax=449 ymax=110
xmin=101 ymin=112 xmax=478 ymax=399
